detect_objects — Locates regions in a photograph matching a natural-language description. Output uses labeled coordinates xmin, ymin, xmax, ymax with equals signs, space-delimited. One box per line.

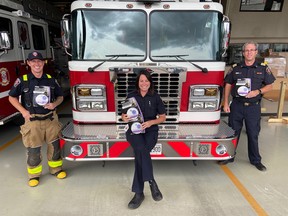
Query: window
xmin=31 ymin=25 xmax=46 ymax=50
xmin=17 ymin=21 xmax=30 ymax=49
xmin=150 ymin=11 xmax=222 ymax=61
xmin=0 ymin=17 xmax=13 ymax=49
xmin=71 ymin=9 xmax=146 ymax=60
xmin=240 ymin=0 xmax=284 ymax=12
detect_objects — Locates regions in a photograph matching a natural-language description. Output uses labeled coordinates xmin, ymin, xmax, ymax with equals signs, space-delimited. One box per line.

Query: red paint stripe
xmin=151 ymin=154 xmax=166 ymax=158
xmin=102 ymin=141 xmax=130 ymax=158
xmin=167 ymin=142 xmax=190 ymax=157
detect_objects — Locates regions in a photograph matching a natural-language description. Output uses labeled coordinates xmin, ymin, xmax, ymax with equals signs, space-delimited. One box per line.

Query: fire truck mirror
xmin=221 ymin=16 xmax=231 ymax=58
xmin=0 ymin=31 xmax=11 ymax=50
xmin=60 ymin=19 xmax=70 ymax=49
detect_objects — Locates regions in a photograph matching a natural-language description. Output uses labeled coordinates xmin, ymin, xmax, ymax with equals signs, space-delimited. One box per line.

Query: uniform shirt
xmin=9 ymin=72 xmax=63 ymax=114
xmin=126 ymin=90 xmax=166 ymax=132
xmin=224 ymin=61 xmax=275 ymax=103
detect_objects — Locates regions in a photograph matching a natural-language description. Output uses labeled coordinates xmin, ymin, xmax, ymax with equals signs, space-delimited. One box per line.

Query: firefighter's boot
xmin=28 ymin=177 xmax=40 ymax=187
xmin=53 ymin=170 xmax=67 ymax=179
xmin=27 ymin=147 xmax=42 ymax=187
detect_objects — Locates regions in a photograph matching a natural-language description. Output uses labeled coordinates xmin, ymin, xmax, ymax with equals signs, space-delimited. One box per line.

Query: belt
xmin=243 ymin=102 xmax=259 ymax=106
xmin=30 ymin=112 xmax=54 ymax=121
xmin=234 ymin=100 xmax=260 ymax=106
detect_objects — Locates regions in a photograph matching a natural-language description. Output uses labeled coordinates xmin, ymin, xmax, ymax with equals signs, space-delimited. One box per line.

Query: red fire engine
xmin=0 ymin=0 xmax=66 ymax=125
xmin=60 ymin=0 xmax=237 ymax=161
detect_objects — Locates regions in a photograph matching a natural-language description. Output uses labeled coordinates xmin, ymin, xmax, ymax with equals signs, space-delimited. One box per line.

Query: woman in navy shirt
xmin=122 ymin=70 xmax=166 ymax=209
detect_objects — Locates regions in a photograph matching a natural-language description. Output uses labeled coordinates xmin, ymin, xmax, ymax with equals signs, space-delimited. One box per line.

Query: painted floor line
xmin=0 ymin=134 xmax=21 ymax=152
xmin=221 ymin=165 xmax=268 ymax=216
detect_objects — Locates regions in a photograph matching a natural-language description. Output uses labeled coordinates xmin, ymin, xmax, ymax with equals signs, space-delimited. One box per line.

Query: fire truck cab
xmin=60 ymin=0 xmax=237 ymax=161
xmin=0 ymin=0 xmax=58 ymax=125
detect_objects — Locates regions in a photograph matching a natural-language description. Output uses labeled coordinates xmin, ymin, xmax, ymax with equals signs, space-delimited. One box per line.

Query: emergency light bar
xmin=12 ymin=10 xmax=30 ymax=18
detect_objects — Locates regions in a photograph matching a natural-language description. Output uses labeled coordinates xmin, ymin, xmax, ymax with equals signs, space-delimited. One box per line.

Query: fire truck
xmin=60 ymin=0 xmax=237 ymax=162
xmin=0 ymin=0 xmax=67 ymax=125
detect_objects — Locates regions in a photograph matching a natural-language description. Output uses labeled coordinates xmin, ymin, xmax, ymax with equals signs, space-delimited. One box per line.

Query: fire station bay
xmin=1 ymin=0 xmax=288 ymax=215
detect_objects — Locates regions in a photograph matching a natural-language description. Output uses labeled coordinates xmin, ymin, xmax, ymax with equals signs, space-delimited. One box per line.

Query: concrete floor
xmin=1 ymin=99 xmax=288 ymax=216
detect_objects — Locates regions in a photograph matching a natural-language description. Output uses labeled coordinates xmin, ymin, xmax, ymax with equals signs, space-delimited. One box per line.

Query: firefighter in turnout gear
xmin=8 ymin=51 xmax=66 ymax=187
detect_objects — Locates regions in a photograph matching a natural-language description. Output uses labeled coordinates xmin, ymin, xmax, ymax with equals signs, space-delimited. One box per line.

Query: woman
xmin=122 ymin=70 xmax=166 ymax=209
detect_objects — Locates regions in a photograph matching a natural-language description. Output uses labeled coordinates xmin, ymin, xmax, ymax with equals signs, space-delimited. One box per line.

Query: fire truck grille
xmin=116 ymin=72 xmax=181 ymax=122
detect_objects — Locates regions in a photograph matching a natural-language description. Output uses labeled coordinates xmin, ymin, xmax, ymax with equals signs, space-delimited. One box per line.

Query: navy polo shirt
xmin=225 ymin=61 xmax=275 ymax=103
xmin=126 ymin=90 xmax=166 ymax=132
xmin=9 ymin=72 xmax=63 ymax=114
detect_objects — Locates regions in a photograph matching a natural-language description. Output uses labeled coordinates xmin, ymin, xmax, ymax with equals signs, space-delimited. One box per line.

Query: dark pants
xmin=126 ymin=130 xmax=158 ymax=193
xmin=229 ymin=100 xmax=262 ymax=165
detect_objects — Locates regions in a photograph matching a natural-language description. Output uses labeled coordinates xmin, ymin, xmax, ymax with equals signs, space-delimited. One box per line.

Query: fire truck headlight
xmin=78 ymin=101 xmax=91 ymax=109
xmin=74 ymin=85 xmax=107 ymax=111
xmin=189 ymin=85 xmax=220 ymax=111
xmin=216 ymin=144 xmax=227 ymax=155
xmin=193 ymin=88 xmax=205 ymax=96
xmin=91 ymin=88 xmax=104 ymax=96
xmin=191 ymin=87 xmax=218 ymax=97
xmin=91 ymin=101 xmax=106 ymax=110
xmin=205 ymin=101 xmax=217 ymax=109
xmin=191 ymin=102 xmax=204 ymax=109
xmin=77 ymin=87 xmax=105 ymax=96
xmin=70 ymin=145 xmax=83 ymax=156
xmin=204 ymin=88 xmax=218 ymax=96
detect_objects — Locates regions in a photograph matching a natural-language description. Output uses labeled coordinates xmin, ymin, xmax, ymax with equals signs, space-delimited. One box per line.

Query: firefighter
xmin=220 ymin=41 xmax=275 ymax=171
xmin=122 ymin=70 xmax=166 ymax=209
xmin=8 ymin=51 xmax=66 ymax=187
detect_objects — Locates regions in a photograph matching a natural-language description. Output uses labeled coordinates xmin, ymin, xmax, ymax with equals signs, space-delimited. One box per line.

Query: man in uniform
xmin=9 ymin=51 xmax=67 ymax=186
xmin=219 ymin=41 xmax=275 ymax=171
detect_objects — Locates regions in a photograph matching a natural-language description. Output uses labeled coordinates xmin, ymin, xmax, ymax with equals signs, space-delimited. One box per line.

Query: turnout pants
xmin=229 ymin=100 xmax=262 ymax=164
xmin=126 ymin=130 xmax=158 ymax=193
xmin=20 ymin=112 xmax=63 ymax=178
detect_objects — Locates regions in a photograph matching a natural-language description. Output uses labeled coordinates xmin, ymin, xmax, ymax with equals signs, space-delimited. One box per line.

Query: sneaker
xmin=28 ymin=177 xmax=40 ymax=187
xmin=53 ymin=170 xmax=67 ymax=179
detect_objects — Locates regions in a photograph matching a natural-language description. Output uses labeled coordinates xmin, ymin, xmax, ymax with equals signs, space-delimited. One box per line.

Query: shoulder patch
xmin=13 ymin=78 xmax=21 ymax=87
xmin=266 ymin=66 xmax=272 ymax=74
xmin=227 ymin=66 xmax=233 ymax=75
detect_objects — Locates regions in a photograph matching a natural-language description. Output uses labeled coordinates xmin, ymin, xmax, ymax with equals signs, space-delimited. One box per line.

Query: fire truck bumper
xmin=60 ymin=121 xmax=237 ymax=161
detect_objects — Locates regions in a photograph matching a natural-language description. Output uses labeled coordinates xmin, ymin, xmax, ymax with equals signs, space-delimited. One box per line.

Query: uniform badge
xmin=13 ymin=78 xmax=21 ymax=87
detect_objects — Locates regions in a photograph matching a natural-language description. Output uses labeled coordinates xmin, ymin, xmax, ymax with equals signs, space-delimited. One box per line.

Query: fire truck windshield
xmin=72 ymin=10 xmax=146 ymax=61
xmin=71 ymin=9 xmax=221 ymax=61
xmin=150 ymin=11 xmax=221 ymax=61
